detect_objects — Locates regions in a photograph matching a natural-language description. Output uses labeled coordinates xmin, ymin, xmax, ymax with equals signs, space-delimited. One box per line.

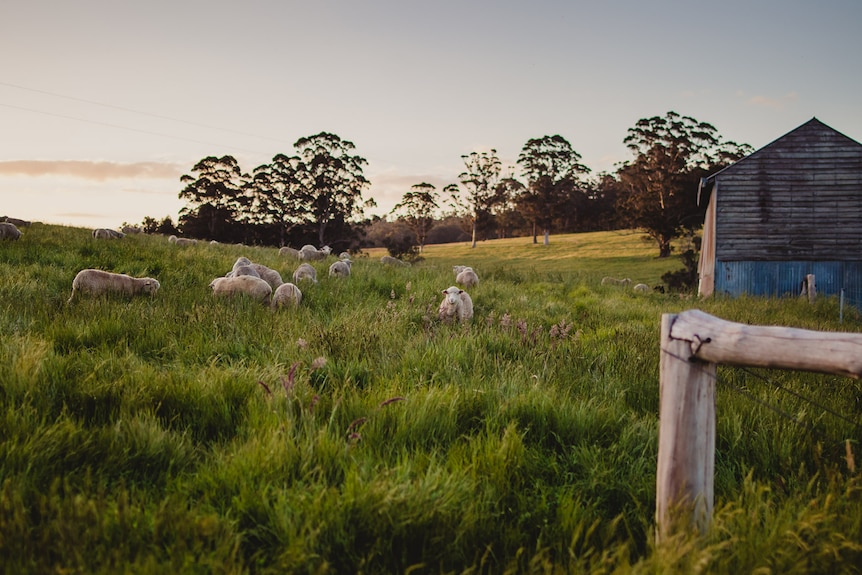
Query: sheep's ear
xmin=459 ymin=290 xmax=464 ymax=294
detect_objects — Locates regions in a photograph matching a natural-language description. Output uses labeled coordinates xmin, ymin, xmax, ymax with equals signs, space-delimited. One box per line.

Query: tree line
xmin=143 ymin=111 xmax=752 ymax=258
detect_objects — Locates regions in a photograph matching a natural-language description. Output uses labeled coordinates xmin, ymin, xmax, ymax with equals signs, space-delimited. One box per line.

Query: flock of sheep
xmin=3 ymin=222 xmax=654 ymax=317
xmin=61 ymin=230 xmax=482 ymax=323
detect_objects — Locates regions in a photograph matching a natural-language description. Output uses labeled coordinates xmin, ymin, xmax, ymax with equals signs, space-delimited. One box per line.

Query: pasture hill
xmin=1 ymin=224 xmax=860 ymax=574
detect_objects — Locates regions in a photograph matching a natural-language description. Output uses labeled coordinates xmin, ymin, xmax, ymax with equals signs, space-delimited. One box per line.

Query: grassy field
xmin=1 ymin=224 xmax=860 ymax=574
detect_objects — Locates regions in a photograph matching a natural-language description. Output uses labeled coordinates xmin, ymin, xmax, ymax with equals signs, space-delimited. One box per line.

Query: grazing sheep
xmin=299 ymin=245 xmax=327 ymax=261
xmin=0 ymin=222 xmax=22 ymax=240
xmin=381 ymin=255 xmax=410 ymax=267
xmin=338 ymin=251 xmax=351 ymax=260
xmin=293 ymin=263 xmax=318 ymax=284
xmin=271 ymin=282 xmax=303 ymax=309
xmin=250 ymin=263 xmax=284 ymax=289
xmin=174 ymin=238 xmax=197 ymax=246
xmin=93 ymin=228 xmax=125 ymax=239
xmin=279 ymin=246 xmax=302 ymax=260
xmin=68 ymin=269 xmax=160 ymax=302
xmin=455 ymin=266 xmax=479 ymax=288
xmin=229 ymin=265 xmax=261 ymax=279
xmin=601 ymin=277 xmax=632 ymax=287
xmin=633 ymin=283 xmax=650 ymax=293
xmin=121 ymin=225 xmax=142 ymax=234
xmin=2 ymin=217 xmax=31 ymax=227
xmin=209 ymin=275 xmax=272 ymax=304
xmin=438 ymin=286 xmax=474 ymax=323
xmin=328 ymin=259 xmax=352 ymax=278
xmin=231 ymin=257 xmax=253 ymax=272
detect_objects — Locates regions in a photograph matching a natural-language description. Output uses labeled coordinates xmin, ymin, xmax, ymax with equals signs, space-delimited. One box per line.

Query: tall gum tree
xmin=178 ymin=155 xmax=248 ymax=240
xmin=617 ymin=111 xmax=752 ymax=257
xmin=391 ymin=182 xmax=440 ymax=253
xmin=294 ymin=132 xmax=371 ymax=246
xmin=250 ymin=153 xmax=309 ymax=247
xmin=517 ymin=135 xmax=590 ymax=245
xmin=448 ymin=149 xmax=502 ymax=248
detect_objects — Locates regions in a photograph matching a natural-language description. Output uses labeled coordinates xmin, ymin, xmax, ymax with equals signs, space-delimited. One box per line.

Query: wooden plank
xmin=668 ymin=309 xmax=862 ymax=378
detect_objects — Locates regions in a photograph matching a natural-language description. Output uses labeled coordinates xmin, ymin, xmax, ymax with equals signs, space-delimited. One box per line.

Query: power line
xmin=0 ymin=80 xmax=294 ymax=147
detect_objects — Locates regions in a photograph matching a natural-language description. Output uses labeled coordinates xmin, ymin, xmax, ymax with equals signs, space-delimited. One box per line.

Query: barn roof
xmin=698 ymin=117 xmax=862 ymax=204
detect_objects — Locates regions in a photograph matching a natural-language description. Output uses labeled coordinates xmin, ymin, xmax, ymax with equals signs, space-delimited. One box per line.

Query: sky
xmin=2 ymin=0 xmax=861 ymax=230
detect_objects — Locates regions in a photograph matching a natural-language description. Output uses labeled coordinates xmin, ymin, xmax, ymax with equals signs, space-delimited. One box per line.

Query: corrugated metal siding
xmin=714 ymin=260 xmax=862 ymax=309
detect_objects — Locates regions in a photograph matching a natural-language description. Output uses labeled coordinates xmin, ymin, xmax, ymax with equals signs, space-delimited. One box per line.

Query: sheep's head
xmin=442 ymin=286 xmax=463 ymax=306
xmin=142 ymin=278 xmax=161 ymax=294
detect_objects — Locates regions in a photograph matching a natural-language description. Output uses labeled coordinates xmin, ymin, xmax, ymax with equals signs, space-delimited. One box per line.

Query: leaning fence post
xmin=656 ymin=313 xmax=716 ymax=541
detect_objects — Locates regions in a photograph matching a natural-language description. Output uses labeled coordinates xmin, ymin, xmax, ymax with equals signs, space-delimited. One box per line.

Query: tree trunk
xmin=659 ymin=238 xmax=672 ymax=258
xmin=532 ymin=221 xmax=538 ymax=244
xmin=471 ymin=221 xmax=477 ymax=249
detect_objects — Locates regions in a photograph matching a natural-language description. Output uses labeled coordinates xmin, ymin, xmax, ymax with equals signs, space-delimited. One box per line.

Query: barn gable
xmin=698 ymin=118 xmax=862 ymax=301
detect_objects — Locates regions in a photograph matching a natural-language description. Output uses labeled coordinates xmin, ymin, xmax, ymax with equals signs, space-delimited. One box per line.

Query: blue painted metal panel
xmin=714 ymin=260 xmax=862 ymax=310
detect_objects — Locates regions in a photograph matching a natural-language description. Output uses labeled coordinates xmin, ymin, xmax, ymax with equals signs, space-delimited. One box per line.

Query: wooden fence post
xmin=656 ymin=313 xmax=716 ymax=541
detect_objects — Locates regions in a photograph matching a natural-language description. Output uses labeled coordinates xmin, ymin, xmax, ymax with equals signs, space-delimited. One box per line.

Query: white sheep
xmin=250 ymin=263 xmax=284 ymax=289
xmin=271 ymin=282 xmax=303 ymax=309
xmin=231 ymin=257 xmax=253 ymax=272
xmin=2 ymin=216 xmax=31 ymax=227
xmin=68 ymin=269 xmax=160 ymax=303
xmin=455 ymin=266 xmax=479 ymax=288
xmin=601 ymin=277 xmax=631 ymax=287
xmin=328 ymin=259 xmax=352 ymax=278
xmin=438 ymin=286 xmax=474 ymax=323
xmin=0 ymin=222 xmax=22 ymax=240
xmin=633 ymin=283 xmax=650 ymax=293
xmin=381 ymin=255 xmax=410 ymax=267
xmin=299 ymin=245 xmax=326 ymax=261
xmin=279 ymin=246 xmax=302 ymax=260
xmin=121 ymin=225 xmax=142 ymax=234
xmin=338 ymin=251 xmax=351 ymax=260
xmin=209 ymin=275 xmax=272 ymax=304
xmin=228 ymin=265 xmax=261 ymax=279
xmin=293 ymin=263 xmax=318 ymax=284
xmin=93 ymin=228 xmax=125 ymax=239
xmin=168 ymin=235 xmax=197 ymax=246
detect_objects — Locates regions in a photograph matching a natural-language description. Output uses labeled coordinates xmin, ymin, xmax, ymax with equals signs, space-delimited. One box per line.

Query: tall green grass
xmin=0 ymin=223 xmax=860 ymax=574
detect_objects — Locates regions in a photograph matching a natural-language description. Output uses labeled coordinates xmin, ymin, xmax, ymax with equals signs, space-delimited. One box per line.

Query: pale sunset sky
xmin=2 ymin=0 xmax=861 ymax=229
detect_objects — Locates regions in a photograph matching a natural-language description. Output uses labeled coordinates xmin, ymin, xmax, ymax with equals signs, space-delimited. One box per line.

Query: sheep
xmin=68 ymin=269 xmax=160 ymax=303
xmin=249 ymin=263 xmax=284 ymax=289
xmin=93 ymin=228 xmax=125 ymax=239
xmin=279 ymin=246 xmax=302 ymax=260
xmin=338 ymin=251 xmax=351 ymax=260
xmin=438 ymin=286 xmax=474 ymax=323
xmin=209 ymin=275 xmax=272 ymax=304
xmin=229 ymin=265 xmax=261 ymax=279
xmin=0 ymin=222 xmax=22 ymax=240
xmin=601 ymin=277 xmax=632 ymax=287
xmin=293 ymin=263 xmax=318 ymax=284
xmin=2 ymin=217 xmax=31 ymax=227
xmin=168 ymin=235 xmax=197 ymax=246
xmin=381 ymin=255 xmax=410 ymax=267
xmin=328 ymin=259 xmax=352 ymax=278
xmin=271 ymin=282 xmax=303 ymax=309
xmin=633 ymin=283 xmax=650 ymax=293
xmin=121 ymin=225 xmax=142 ymax=234
xmin=231 ymin=257 xmax=253 ymax=272
xmin=455 ymin=266 xmax=479 ymax=288
xmin=299 ymin=245 xmax=326 ymax=261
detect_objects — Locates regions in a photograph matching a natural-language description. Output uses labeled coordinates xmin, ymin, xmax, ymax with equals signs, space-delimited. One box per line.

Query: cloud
xmin=0 ymin=160 xmax=183 ymax=181
xmin=746 ymin=92 xmax=798 ymax=109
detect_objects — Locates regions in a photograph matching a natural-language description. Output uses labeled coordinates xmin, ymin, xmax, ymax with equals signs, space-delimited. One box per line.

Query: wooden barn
xmin=697 ymin=118 xmax=862 ymax=307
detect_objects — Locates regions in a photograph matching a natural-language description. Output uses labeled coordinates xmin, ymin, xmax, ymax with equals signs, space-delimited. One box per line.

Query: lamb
xmin=633 ymin=283 xmax=650 ymax=293
xmin=293 ymin=263 xmax=318 ymax=284
xmin=455 ymin=266 xmax=479 ymax=288
xmin=328 ymin=259 xmax=352 ymax=278
xmin=438 ymin=286 xmax=474 ymax=323
xmin=279 ymin=246 xmax=302 ymax=260
xmin=271 ymin=282 xmax=303 ymax=309
xmin=0 ymin=222 xmax=22 ymax=240
xmin=68 ymin=269 xmax=160 ymax=303
xmin=93 ymin=228 xmax=125 ymax=239
xmin=381 ymin=255 xmax=410 ymax=267
xmin=209 ymin=275 xmax=272 ymax=304
xmin=601 ymin=277 xmax=632 ymax=287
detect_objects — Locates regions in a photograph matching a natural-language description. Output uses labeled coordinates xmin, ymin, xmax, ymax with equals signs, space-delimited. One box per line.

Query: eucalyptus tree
xmin=448 ymin=149 xmax=503 ymax=248
xmin=178 ymin=155 xmax=249 ymax=240
xmin=293 ymin=132 xmax=371 ymax=246
xmin=250 ymin=153 xmax=310 ymax=247
xmin=616 ymin=111 xmax=752 ymax=257
xmin=390 ymin=182 xmax=440 ymax=253
xmin=517 ymin=135 xmax=590 ymax=245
